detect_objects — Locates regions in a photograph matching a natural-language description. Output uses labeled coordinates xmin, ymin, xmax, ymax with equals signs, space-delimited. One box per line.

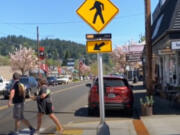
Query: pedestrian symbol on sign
xmin=90 ymin=0 xmax=104 ymax=24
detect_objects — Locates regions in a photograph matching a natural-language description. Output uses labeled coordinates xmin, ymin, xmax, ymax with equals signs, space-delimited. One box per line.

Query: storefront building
xmin=151 ymin=0 xmax=180 ymax=89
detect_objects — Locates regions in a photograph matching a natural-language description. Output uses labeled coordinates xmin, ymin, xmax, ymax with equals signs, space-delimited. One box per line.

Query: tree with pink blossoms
xmin=111 ymin=47 xmax=127 ymax=73
xmin=9 ymin=46 xmax=38 ymax=75
xmin=79 ymin=62 xmax=91 ymax=76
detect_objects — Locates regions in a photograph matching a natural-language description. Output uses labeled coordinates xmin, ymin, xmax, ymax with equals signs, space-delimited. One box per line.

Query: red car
xmin=87 ymin=75 xmax=133 ymax=115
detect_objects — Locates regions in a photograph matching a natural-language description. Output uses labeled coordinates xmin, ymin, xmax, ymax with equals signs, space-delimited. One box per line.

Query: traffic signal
xmin=39 ymin=47 xmax=45 ymax=60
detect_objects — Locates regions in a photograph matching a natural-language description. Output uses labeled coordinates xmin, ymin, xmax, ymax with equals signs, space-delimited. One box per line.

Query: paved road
xmin=0 ymin=80 xmax=135 ymax=134
xmin=0 ymin=81 xmax=90 ymax=134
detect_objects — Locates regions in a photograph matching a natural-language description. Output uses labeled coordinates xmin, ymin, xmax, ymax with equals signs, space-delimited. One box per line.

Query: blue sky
xmin=0 ymin=0 xmax=159 ymax=47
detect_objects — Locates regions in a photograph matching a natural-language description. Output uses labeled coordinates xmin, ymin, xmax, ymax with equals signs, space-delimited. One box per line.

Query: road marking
xmin=48 ymin=129 xmax=83 ymax=135
xmin=63 ymin=129 xmax=83 ymax=135
xmin=0 ymin=104 xmax=9 ymax=110
xmin=52 ymin=84 xmax=83 ymax=95
xmin=11 ymin=128 xmax=45 ymax=135
xmin=0 ymin=83 xmax=85 ymax=111
xmin=133 ymin=119 xmax=150 ymax=135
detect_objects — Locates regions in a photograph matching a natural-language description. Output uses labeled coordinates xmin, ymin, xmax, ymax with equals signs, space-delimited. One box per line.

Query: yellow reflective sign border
xmin=76 ymin=0 xmax=119 ymax=32
xmin=86 ymin=40 xmax=112 ymax=53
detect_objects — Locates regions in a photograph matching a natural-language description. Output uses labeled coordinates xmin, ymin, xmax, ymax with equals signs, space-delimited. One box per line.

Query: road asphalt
xmin=15 ymin=81 xmax=180 ymax=135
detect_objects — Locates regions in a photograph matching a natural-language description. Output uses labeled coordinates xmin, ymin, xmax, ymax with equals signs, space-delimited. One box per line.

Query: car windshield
xmin=95 ymin=78 xmax=127 ymax=87
xmin=20 ymin=78 xmax=28 ymax=84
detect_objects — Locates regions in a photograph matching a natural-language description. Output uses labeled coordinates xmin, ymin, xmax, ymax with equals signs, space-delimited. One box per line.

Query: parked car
xmin=56 ymin=75 xmax=70 ymax=84
xmin=47 ymin=76 xmax=58 ymax=86
xmin=56 ymin=77 xmax=63 ymax=85
xmin=3 ymin=76 xmax=38 ymax=99
xmin=19 ymin=76 xmax=38 ymax=97
xmin=3 ymin=80 xmax=14 ymax=99
xmin=0 ymin=76 xmax=8 ymax=94
xmin=86 ymin=75 xmax=134 ymax=115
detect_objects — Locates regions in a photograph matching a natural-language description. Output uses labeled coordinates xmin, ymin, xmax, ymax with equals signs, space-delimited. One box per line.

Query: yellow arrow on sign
xmin=86 ymin=40 xmax=112 ymax=53
xmin=76 ymin=0 xmax=119 ymax=32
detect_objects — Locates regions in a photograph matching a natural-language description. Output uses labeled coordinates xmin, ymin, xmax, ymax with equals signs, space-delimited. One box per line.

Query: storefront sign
xmin=126 ymin=53 xmax=142 ymax=62
xmin=158 ymin=48 xmax=175 ymax=55
xmin=171 ymin=41 xmax=180 ymax=50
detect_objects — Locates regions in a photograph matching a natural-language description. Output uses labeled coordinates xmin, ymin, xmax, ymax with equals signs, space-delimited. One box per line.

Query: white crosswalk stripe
xmin=9 ymin=128 xmax=45 ymax=135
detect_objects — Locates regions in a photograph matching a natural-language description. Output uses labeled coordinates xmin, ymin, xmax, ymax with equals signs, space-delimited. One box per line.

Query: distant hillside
xmin=0 ymin=35 xmax=96 ymax=65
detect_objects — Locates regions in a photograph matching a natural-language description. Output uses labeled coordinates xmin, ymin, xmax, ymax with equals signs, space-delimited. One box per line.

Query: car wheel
xmin=88 ymin=107 xmax=99 ymax=116
xmin=88 ymin=108 xmax=94 ymax=116
xmin=125 ymin=108 xmax=133 ymax=116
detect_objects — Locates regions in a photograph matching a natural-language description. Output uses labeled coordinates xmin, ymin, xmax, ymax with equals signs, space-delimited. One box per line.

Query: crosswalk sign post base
xmin=97 ymin=122 xmax=110 ymax=135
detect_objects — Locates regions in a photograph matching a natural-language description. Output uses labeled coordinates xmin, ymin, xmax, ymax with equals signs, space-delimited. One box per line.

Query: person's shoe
xmin=33 ymin=129 xmax=40 ymax=135
xmin=55 ymin=128 xmax=64 ymax=135
xmin=29 ymin=127 xmax=36 ymax=135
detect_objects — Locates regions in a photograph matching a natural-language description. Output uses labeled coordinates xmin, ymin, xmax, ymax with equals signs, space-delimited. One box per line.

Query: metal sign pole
xmin=97 ymin=53 xmax=105 ymax=123
xmin=97 ymin=53 xmax=110 ymax=135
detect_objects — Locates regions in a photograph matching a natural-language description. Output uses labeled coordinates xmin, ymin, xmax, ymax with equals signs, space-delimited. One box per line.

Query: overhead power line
xmin=0 ymin=12 xmax=144 ymax=25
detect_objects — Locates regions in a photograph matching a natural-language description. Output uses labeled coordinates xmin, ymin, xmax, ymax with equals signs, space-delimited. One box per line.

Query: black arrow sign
xmin=94 ymin=42 xmax=105 ymax=50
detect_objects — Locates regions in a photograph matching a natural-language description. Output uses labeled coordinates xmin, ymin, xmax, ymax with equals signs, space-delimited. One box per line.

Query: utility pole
xmin=37 ymin=26 xmax=40 ymax=77
xmin=144 ymin=0 xmax=153 ymax=95
xmin=37 ymin=26 xmax=39 ymax=57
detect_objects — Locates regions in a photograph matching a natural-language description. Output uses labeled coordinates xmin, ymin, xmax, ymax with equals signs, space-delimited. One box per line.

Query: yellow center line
xmin=0 ymin=105 xmax=9 ymax=110
xmin=48 ymin=129 xmax=83 ymax=135
xmin=133 ymin=119 xmax=150 ymax=135
xmin=0 ymin=83 xmax=85 ymax=111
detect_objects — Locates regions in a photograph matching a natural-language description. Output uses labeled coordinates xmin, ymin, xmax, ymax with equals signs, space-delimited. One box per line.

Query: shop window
xmin=169 ymin=55 xmax=176 ymax=85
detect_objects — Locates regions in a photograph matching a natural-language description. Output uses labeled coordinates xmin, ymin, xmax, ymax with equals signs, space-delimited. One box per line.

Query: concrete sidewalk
xmin=45 ymin=119 xmax=137 ymax=135
xmin=142 ymin=115 xmax=180 ymax=135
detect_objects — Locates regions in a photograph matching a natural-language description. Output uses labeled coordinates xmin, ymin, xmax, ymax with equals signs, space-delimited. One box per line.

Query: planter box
xmin=141 ymin=105 xmax=153 ymax=116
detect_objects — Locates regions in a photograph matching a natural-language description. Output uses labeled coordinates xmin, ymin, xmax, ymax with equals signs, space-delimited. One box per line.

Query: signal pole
xmin=37 ymin=26 xmax=39 ymax=57
xmin=144 ymin=0 xmax=153 ymax=94
xmin=37 ymin=26 xmax=40 ymax=77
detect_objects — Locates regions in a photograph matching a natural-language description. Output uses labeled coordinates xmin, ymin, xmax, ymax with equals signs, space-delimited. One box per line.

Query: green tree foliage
xmin=0 ymin=35 xmax=113 ymax=69
xmin=46 ymin=59 xmax=59 ymax=66
xmin=139 ymin=34 xmax=145 ymax=43
xmin=0 ymin=56 xmax=10 ymax=65
xmin=62 ymin=50 xmax=71 ymax=66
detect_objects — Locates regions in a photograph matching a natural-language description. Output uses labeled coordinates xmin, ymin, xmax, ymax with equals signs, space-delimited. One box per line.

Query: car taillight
xmin=119 ymin=87 xmax=128 ymax=93
xmin=119 ymin=87 xmax=130 ymax=98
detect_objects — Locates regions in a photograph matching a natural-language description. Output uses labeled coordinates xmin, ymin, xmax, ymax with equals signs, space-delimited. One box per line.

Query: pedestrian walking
xmin=31 ymin=77 xmax=63 ymax=134
xmin=8 ymin=72 xmax=35 ymax=135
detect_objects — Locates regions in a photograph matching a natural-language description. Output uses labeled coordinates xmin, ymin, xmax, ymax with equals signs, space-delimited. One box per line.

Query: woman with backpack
xmin=8 ymin=72 xmax=35 ymax=135
xmin=31 ymin=77 xmax=63 ymax=134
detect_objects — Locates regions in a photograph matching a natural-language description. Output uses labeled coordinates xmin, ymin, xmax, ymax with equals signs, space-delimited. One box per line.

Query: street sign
xmin=86 ymin=33 xmax=111 ymax=40
xmin=86 ymin=40 xmax=112 ymax=53
xmin=76 ymin=0 xmax=119 ymax=32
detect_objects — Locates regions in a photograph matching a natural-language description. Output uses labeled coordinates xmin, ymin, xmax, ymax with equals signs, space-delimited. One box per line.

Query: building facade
xmin=151 ymin=0 xmax=180 ymax=89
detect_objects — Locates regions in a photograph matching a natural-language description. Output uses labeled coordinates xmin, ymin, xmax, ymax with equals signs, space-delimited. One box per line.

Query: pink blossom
xmin=9 ymin=46 xmax=38 ymax=75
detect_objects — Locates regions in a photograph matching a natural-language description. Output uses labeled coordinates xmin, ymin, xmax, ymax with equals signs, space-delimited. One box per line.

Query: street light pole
xmin=144 ymin=0 xmax=153 ymax=95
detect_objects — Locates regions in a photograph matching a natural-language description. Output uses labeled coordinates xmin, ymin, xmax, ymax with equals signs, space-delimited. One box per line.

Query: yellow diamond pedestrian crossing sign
xmin=76 ymin=0 xmax=119 ymax=32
